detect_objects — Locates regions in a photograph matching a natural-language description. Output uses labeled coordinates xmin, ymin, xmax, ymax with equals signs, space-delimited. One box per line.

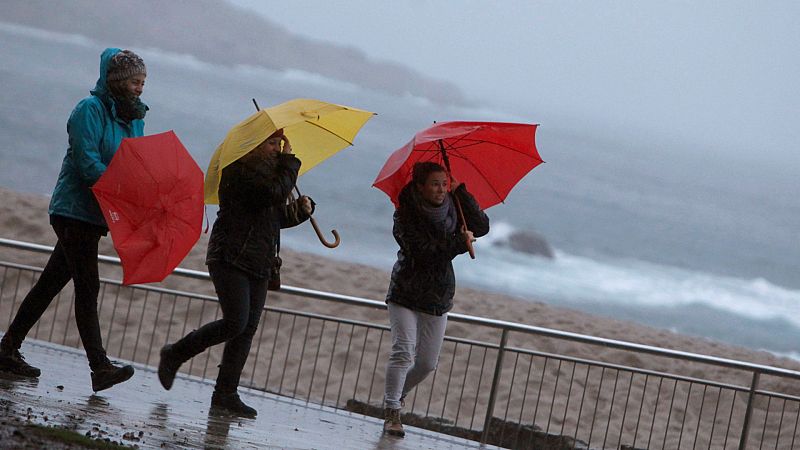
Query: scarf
xmin=112 ymin=96 xmax=148 ymax=123
xmin=418 ymin=192 xmax=457 ymax=233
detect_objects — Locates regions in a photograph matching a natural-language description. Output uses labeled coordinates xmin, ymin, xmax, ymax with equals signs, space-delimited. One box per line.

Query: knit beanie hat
xmin=107 ymin=50 xmax=147 ymax=82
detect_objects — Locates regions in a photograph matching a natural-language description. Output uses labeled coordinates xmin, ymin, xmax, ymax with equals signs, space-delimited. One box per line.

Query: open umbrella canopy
xmin=373 ymin=121 xmax=542 ymax=210
xmin=204 ymin=98 xmax=375 ymax=204
xmin=92 ymin=130 xmax=204 ymax=285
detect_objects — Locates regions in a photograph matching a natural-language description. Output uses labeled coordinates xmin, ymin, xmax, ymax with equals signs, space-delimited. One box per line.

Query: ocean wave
xmin=0 ymin=21 xmax=94 ymax=47
xmin=768 ymin=350 xmax=800 ymax=363
xmin=275 ymin=68 xmax=360 ymax=93
xmin=456 ymin=244 xmax=800 ymax=328
xmin=479 ymin=220 xmax=516 ymax=245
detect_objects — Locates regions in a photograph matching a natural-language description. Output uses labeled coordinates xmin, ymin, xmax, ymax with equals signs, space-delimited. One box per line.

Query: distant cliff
xmin=3 ymin=0 xmax=467 ymax=105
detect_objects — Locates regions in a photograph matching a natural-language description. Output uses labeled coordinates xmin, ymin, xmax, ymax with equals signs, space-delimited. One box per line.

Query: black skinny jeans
xmin=171 ymin=262 xmax=268 ymax=394
xmin=1 ymin=216 xmax=108 ymax=369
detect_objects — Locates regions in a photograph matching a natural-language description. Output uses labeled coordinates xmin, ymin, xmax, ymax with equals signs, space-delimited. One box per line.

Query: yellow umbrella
xmin=204 ymin=98 xmax=375 ymax=204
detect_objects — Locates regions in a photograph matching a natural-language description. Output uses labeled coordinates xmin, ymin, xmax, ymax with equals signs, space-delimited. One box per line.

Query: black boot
xmin=0 ymin=344 xmax=41 ymax=378
xmin=210 ymin=391 xmax=257 ymax=418
xmin=90 ymin=359 xmax=134 ymax=392
xmin=157 ymin=344 xmax=182 ymax=390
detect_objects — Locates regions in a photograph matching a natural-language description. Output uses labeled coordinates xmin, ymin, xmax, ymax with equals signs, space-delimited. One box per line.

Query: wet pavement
xmin=0 ymin=339 xmax=496 ymax=449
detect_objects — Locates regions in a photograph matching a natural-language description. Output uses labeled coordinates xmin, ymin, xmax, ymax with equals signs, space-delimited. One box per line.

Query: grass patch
xmin=25 ymin=424 xmax=131 ymax=449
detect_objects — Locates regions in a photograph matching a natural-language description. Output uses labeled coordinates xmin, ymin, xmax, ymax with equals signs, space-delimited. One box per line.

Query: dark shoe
xmin=0 ymin=348 xmax=41 ymax=378
xmin=90 ymin=360 xmax=134 ymax=392
xmin=210 ymin=391 xmax=257 ymax=418
xmin=383 ymin=408 xmax=405 ymax=437
xmin=158 ymin=344 xmax=181 ymax=390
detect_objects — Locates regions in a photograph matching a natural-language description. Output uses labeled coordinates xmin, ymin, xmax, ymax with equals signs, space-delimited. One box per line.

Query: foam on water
xmin=1 ymin=23 xmax=798 ymax=356
xmin=458 ymin=221 xmax=800 ymax=328
xmin=0 ymin=21 xmax=94 ymax=47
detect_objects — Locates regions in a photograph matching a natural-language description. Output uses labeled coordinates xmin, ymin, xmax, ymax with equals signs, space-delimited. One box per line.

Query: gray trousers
xmin=384 ymin=302 xmax=448 ymax=410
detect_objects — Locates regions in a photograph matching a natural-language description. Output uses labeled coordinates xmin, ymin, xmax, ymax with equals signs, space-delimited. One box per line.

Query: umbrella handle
xmin=453 ymin=194 xmax=476 ymax=259
xmin=309 ymin=217 xmax=341 ymax=248
xmin=438 ymin=138 xmax=475 ymax=259
xmin=464 ymin=231 xmax=476 ymax=259
xmin=293 ymin=185 xmax=340 ymax=249
xmin=252 ymin=98 xmax=341 ymax=249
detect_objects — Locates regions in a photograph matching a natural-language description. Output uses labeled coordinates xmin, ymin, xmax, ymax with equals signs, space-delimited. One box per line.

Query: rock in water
xmin=494 ymin=230 xmax=554 ymax=259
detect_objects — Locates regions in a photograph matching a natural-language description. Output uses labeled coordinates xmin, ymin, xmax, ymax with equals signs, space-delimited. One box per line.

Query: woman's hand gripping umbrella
xmin=205 ymin=98 xmax=375 ymax=248
xmin=372 ymin=121 xmax=543 ymax=258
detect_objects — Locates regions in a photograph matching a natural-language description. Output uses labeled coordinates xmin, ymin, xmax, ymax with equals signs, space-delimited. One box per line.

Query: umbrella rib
xmin=419 ymin=130 xmax=536 ymax=159
xmin=446 ymin=126 xmax=540 ymax=203
xmin=304 ymin=121 xmax=354 ymax=146
xmin=442 ymin=126 xmax=540 ymax=159
xmin=171 ymin=213 xmax=200 ymax=231
xmin=418 ymin=138 xmax=505 ymax=204
xmin=447 ymin=142 xmax=542 ymax=165
xmin=446 ymin=150 xmax=506 ymax=204
xmin=446 ymin=138 xmax=540 ymax=159
xmin=419 ymin=149 xmax=440 ymax=163
xmin=131 ymin=150 xmax=163 ymax=188
xmin=431 ymin=128 xmax=485 ymax=153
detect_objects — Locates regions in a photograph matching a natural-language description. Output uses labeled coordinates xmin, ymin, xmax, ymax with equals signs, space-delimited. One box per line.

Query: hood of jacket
xmin=47 ymin=48 xmax=147 ymax=227
xmin=90 ymin=47 xmax=120 ymax=102
xmin=90 ymin=47 xmax=149 ymax=117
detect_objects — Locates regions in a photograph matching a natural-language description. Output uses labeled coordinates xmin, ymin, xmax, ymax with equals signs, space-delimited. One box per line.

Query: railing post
xmin=481 ymin=328 xmax=509 ymax=444
xmin=738 ymin=370 xmax=760 ymax=450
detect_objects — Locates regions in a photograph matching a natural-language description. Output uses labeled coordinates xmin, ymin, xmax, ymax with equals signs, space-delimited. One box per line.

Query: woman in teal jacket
xmin=0 ymin=48 xmax=147 ymax=392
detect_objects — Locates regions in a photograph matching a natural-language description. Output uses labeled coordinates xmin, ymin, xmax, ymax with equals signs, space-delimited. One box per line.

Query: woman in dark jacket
xmin=158 ymin=129 xmax=312 ymax=417
xmin=382 ymin=161 xmax=489 ymax=436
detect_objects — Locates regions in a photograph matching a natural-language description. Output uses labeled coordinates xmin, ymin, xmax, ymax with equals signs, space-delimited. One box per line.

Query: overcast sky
xmin=227 ymin=0 xmax=799 ymax=167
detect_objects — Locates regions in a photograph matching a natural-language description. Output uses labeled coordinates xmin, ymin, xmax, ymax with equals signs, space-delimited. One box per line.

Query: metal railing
xmin=1 ymin=237 xmax=799 ymax=449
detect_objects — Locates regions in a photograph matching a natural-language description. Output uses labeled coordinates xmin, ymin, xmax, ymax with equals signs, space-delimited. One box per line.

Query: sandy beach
xmin=1 ymin=186 xmax=799 ymax=448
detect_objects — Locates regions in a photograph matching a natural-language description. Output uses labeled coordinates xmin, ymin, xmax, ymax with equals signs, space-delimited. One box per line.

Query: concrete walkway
xmin=0 ymin=339 xmax=496 ymax=449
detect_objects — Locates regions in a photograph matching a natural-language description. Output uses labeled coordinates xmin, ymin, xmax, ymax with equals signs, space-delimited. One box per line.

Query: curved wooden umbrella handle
xmin=252 ymin=98 xmax=341 ymax=249
xmin=465 ymin=234 xmax=476 ymax=259
xmin=309 ymin=216 xmax=341 ymax=248
xmin=439 ymin=138 xmax=476 ymax=260
xmin=452 ymin=190 xmax=476 ymax=260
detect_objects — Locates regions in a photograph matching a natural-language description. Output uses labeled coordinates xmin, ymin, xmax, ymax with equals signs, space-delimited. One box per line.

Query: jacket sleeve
xmin=393 ymin=209 xmax=468 ymax=262
xmin=67 ymin=99 xmax=108 ymax=186
xmin=454 ymin=184 xmax=490 ymax=237
xmin=279 ymin=196 xmax=314 ymax=229
xmin=224 ymin=154 xmax=300 ymax=207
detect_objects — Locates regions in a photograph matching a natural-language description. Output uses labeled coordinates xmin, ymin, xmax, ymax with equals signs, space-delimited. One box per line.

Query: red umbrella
xmin=373 ymin=121 xmax=542 ymax=258
xmin=92 ymin=130 xmax=204 ymax=285
xmin=372 ymin=121 xmax=542 ymax=210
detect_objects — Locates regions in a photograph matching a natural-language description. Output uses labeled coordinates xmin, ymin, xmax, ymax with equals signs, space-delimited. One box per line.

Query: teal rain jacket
xmin=48 ymin=47 xmax=147 ymax=227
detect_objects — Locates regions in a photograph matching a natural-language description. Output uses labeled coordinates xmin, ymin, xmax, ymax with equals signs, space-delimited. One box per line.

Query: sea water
xmin=1 ymin=22 xmax=798 ymax=357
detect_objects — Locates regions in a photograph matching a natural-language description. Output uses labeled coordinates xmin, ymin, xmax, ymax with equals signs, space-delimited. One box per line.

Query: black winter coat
xmin=206 ymin=153 xmax=311 ymax=278
xmin=385 ymin=183 xmax=490 ymax=315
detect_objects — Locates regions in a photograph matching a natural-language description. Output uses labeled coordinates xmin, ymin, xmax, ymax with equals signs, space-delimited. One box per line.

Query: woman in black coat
xmin=158 ymin=129 xmax=312 ymax=417
xmin=382 ymin=161 xmax=489 ymax=436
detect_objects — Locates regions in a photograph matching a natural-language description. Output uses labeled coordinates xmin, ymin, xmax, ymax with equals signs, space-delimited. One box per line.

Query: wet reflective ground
xmin=0 ymin=340 xmax=495 ymax=449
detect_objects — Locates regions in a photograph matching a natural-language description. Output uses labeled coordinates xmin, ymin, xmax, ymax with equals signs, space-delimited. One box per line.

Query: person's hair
xmin=107 ymin=78 xmax=130 ymax=99
xmin=412 ymin=161 xmax=446 ymax=186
